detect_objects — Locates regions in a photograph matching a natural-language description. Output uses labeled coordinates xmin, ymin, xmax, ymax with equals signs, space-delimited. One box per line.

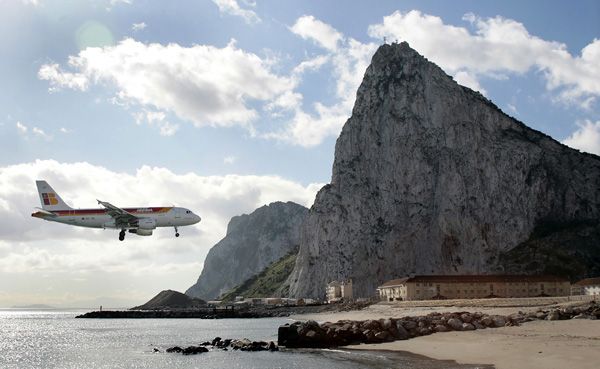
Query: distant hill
xmin=10 ymin=304 xmax=55 ymax=309
xmin=131 ymin=290 xmax=206 ymax=310
xmin=220 ymin=247 xmax=298 ymax=302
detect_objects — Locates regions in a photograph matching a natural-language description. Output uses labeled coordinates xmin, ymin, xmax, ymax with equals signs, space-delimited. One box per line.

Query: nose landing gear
xmin=174 ymin=226 xmax=180 ymax=238
xmin=119 ymin=229 xmax=126 ymax=241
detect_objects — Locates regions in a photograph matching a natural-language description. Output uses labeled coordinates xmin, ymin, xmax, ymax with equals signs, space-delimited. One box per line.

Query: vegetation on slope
xmin=220 ymin=247 xmax=298 ymax=301
xmin=498 ymin=220 xmax=600 ymax=281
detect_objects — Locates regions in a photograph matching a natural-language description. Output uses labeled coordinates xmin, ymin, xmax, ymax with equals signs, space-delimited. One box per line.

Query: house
xmin=326 ymin=280 xmax=353 ymax=303
xmin=573 ymin=277 xmax=600 ymax=296
xmin=377 ymin=275 xmax=570 ymax=301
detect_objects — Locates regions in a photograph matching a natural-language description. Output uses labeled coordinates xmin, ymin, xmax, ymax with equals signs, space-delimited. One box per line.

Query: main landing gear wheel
xmin=119 ymin=229 xmax=125 ymax=241
xmin=174 ymin=226 xmax=180 ymax=238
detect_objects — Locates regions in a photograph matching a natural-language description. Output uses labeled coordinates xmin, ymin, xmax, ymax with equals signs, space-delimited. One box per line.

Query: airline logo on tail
xmin=41 ymin=193 xmax=58 ymax=206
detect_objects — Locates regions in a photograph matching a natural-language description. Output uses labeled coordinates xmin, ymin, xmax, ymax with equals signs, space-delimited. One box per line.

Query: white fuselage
xmin=33 ymin=206 xmax=200 ymax=229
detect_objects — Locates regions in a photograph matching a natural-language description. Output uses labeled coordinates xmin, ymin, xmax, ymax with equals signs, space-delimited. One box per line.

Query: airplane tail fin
xmin=36 ymin=180 xmax=72 ymax=211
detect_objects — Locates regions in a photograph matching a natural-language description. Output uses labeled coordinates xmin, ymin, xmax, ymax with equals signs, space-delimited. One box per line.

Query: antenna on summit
xmin=383 ymin=36 xmax=387 ymax=44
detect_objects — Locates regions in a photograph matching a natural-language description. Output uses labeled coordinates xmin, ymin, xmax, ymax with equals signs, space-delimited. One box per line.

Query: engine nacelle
xmin=137 ymin=218 xmax=156 ymax=230
xmin=134 ymin=228 xmax=153 ymax=236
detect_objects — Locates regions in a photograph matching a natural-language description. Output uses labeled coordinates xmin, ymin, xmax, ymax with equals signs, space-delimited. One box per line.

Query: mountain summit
xmin=288 ymin=42 xmax=600 ymax=298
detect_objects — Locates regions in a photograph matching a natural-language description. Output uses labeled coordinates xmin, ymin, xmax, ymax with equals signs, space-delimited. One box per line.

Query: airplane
xmin=31 ymin=180 xmax=201 ymax=241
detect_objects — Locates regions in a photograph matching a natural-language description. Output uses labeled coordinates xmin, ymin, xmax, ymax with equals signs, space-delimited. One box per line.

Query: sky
xmin=0 ymin=0 xmax=599 ymax=307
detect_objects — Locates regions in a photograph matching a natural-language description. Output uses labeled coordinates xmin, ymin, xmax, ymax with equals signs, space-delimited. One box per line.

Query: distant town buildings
xmin=326 ymin=280 xmax=353 ymax=303
xmin=572 ymin=277 xmax=600 ymax=296
xmin=377 ymin=275 xmax=570 ymax=301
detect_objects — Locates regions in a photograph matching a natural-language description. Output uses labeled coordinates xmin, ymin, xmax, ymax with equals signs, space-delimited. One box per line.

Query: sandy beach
xmin=292 ymin=297 xmax=600 ymax=369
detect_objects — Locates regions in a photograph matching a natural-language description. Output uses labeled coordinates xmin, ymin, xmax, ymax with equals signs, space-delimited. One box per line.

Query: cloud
xmin=454 ymin=70 xmax=487 ymax=96
xmin=133 ymin=110 xmax=179 ymax=136
xmin=367 ymin=10 xmax=600 ymax=108
xmin=0 ymin=160 xmax=322 ymax=305
xmin=39 ymin=38 xmax=294 ymax=130
xmin=15 ymin=121 xmax=53 ymax=140
xmin=269 ymin=18 xmax=377 ymax=147
xmin=562 ymin=120 xmax=600 ymax=155
xmin=223 ymin=156 xmax=236 ymax=164
xmin=131 ymin=22 xmax=147 ymax=32
xmin=38 ymin=64 xmax=88 ymax=91
xmin=211 ymin=0 xmax=261 ymax=24
xmin=290 ymin=15 xmax=343 ymax=51
xmin=16 ymin=122 xmax=28 ymax=134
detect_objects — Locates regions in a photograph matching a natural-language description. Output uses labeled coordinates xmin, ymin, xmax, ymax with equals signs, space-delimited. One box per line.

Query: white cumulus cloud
xmin=290 ymin=15 xmax=343 ymax=51
xmin=562 ymin=120 xmax=600 ymax=156
xmin=269 ymin=17 xmax=377 ymax=147
xmin=131 ymin=22 xmax=146 ymax=32
xmin=0 ymin=160 xmax=323 ymax=305
xmin=368 ymin=10 xmax=600 ymax=107
xmin=211 ymin=0 xmax=261 ymax=24
xmin=38 ymin=38 xmax=294 ymax=130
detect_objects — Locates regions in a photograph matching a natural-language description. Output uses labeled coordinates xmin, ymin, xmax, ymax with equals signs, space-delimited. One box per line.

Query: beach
xmin=292 ymin=297 xmax=600 ymax=369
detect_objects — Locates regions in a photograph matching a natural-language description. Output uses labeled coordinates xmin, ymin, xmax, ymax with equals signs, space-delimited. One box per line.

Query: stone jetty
xmin=278 ymin=302 xmax=599 ymax=348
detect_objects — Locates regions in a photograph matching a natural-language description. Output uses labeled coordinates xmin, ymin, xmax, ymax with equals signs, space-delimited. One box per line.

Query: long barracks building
xmin=377 ymin=275 xmax=570 ymax=301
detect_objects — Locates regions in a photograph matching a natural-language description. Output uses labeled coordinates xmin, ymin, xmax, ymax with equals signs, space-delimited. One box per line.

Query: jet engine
xmin=134 ymin=228 xmax=153 ymax=236
xmin=137 ymin=218 xmax=156 ymax=230
xmin=130 ymin=218 xmax=156 ymax=236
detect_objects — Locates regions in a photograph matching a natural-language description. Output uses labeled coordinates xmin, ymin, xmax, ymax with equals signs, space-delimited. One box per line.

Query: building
xmin=326 ymin=280 xmax=353 ymax=303
xmin=377 ymin=275 xmax=570 ymax=301
xmin=572 ymin=277 xmax=600 ymax=296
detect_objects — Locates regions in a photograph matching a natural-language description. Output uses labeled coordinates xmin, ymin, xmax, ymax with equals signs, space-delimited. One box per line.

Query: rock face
xmin=288 ymin=42 xmax=600 ymax=298
xmin=186 ymin=202 xmax=307 ymax=300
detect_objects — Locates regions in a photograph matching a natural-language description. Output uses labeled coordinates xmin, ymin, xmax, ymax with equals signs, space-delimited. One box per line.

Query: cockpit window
xmin=186 ymin=210 xmax=190 ymax=213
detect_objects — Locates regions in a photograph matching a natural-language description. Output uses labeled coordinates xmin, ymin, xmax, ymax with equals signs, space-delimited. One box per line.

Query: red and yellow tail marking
xmin=42 ymin=193 xmax=58 ymax=206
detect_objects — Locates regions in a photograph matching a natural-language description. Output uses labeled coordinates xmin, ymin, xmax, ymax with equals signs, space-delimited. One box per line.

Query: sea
xmin=0 ymin=309 xmax=490 ymax=369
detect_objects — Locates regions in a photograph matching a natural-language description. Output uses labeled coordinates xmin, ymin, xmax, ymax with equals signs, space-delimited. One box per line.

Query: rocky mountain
xmin=288 ymin=42 xmax=600 ymax=298
xmin=186 ymin=202 xmax=307 ymax=300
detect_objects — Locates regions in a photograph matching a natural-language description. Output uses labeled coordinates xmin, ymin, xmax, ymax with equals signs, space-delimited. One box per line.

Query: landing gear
xmin=174 ymin=226 xmax=180 ymax=238
xmin=119 ymin=229 xmax=125 ymax=241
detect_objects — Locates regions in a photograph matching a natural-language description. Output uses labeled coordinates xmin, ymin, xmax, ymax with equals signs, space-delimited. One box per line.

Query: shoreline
xmin=289 ymin=298 xmax=600 ymax=369
xmin=348 ymin=319 xmax=600 ymax=369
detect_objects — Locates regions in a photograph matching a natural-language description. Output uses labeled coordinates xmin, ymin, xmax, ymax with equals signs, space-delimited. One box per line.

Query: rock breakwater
xmin=165 ymin=337 xmax=278 ymax=355
xmin=278 ymin=302 xmax=599 ymax=348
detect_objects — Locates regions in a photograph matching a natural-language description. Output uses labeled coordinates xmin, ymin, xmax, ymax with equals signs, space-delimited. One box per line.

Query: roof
xmin=377 ymin=278 xmax=410 ymax=288
xmin=377 ymin=275 xmax=569 ymax=288
xmin=575 ymin=277 xmax=600 ymax=286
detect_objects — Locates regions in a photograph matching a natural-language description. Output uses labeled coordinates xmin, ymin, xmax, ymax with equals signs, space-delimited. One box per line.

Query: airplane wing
xmin=97 ymin=200 xmax=139 ymax=228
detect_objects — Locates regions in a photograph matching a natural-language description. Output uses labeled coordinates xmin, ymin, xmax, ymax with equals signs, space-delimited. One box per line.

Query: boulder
xmin=480 ymin=316 xmax=493 ymax=326
xmin=182 ymin=346 xmax=209 ymax=355
xmin=447 ymin=318 xmax=463 ymax=330
xmin=462 ymin=323 xmax=476 ymax=331
xmin=434 ymin=324 xmax=449 ymax=333
xmin=394 ymin=321 xmax=410 ymax=340
xmin=547 ymin=310 xmax=560 ymax=321
xmin=492 ymin=316 xmax=506 ymax=327
xmin=374 ymin=331 xmax=392 ymax=341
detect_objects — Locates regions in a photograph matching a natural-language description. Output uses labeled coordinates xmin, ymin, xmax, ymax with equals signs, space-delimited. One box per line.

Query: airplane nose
xmin=194 ymin=214 xmax=201 ymax=224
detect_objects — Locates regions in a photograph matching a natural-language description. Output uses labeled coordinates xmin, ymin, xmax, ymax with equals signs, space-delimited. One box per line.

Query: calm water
xmin=0 ymin=310 xmax=489 ymax=369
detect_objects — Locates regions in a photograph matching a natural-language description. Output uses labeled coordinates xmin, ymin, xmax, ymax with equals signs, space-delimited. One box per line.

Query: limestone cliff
xmin=288 ymin=42 xmax=600 ymax=298
xmin=186 ymin=202 xmax=307 ymax=300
